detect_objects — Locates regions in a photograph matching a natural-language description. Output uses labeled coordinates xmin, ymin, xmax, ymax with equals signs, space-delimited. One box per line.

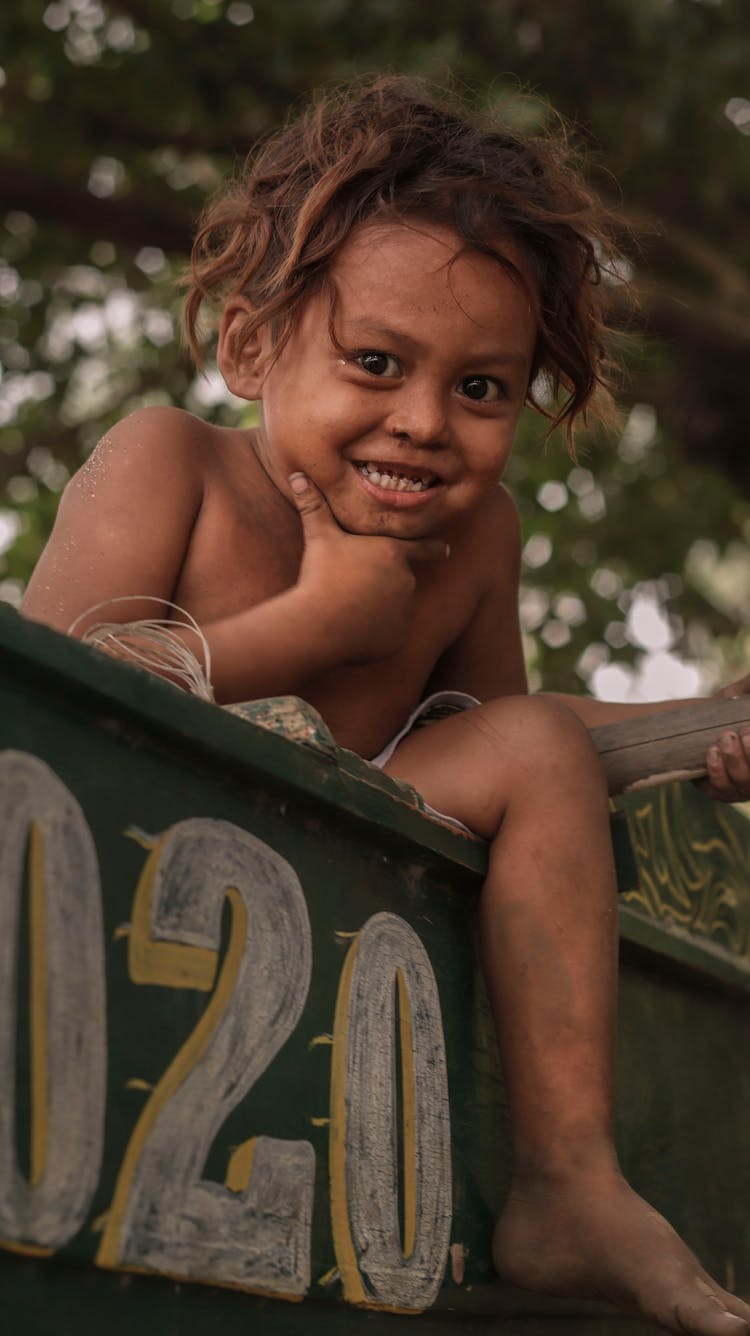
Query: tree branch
xmin=606 ymin=276 xmax=750 ymax=352
xmin=2 ymin=159 xmax=194 ymax=254
xmin=109 ymin=0 xmax=294 ymax=108
xmin=619 ymin=207 xmax=750 ymax=310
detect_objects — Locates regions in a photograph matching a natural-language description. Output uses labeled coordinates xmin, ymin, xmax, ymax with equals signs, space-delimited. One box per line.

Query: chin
xmin=341 ymin=512 xmax=435 ymax=539
xmin=327 ymin=489 xmax=443 ymax=539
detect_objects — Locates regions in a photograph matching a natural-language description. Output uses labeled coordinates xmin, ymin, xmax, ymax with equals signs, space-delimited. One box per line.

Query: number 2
xmin=97 ymin=818 xmax=315 ymax=1298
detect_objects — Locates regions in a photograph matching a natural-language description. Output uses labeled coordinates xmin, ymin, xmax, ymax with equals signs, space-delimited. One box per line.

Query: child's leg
xmin=384 ymin=695 xmax=750 ymax=1335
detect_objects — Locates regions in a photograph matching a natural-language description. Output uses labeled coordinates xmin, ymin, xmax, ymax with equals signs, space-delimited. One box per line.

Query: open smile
xmin=351 ymin=460 xmax=444 ymax=508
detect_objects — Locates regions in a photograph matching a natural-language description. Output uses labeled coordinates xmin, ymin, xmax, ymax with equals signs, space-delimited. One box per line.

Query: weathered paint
xmin=0 ymin=751 xmax=107 ymax=1254
xmin=97 ymin=819 xmax=315 ymax=1298
xmin=329 ymin=913 xmax=452 ymax=1312
xmin=2 ymin=605 xmax=750 ymax=1334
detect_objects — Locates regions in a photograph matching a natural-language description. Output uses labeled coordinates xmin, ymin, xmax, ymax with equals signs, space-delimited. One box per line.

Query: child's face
xmin=248 ymin=219 xmax=537 ymax=538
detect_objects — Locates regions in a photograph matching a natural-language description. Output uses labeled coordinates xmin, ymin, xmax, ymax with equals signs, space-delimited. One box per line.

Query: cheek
xmin=261 ymin=399 xmax=315 ymax=456
xmin=261 ymin=379 xmax=378 ymax=482
xmin=469 ymin=430 xmax=515 ymax=483
xmin=268 ymin=417 xmax=349 ymax=484
xmin=286 ymin=397 xmax=363 ymax=456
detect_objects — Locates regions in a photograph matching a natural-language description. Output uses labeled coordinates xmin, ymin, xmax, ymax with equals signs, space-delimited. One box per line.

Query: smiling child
xmin=21 ymin=76 xmax=750 ymax=1333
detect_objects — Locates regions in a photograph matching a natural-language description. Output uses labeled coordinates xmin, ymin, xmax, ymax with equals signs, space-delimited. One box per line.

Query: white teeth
xmin=356 ymin=462 xmax=434 ymax=493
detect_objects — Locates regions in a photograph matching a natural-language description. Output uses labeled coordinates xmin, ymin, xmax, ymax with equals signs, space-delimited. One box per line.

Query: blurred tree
xmin=2 ymin=0 xmax=750 ymax=696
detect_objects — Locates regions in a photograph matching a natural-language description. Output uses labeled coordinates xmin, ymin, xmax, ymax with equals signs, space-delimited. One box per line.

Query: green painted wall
xmin=1 ymin=606 xmax=750 ymax=1333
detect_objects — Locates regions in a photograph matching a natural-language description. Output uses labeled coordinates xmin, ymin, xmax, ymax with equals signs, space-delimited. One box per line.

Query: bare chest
xmin=166 ymin=433 xmax=283 ymax=612
xmin=172 ymin=458 xmax=476 ymax=757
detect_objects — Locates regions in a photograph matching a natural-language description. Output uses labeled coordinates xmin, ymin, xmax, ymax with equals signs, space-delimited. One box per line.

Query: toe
xmin=721 ymin=1292 xmax=750 ymax=1327
xmin=675 ymin=1291 xmax=749 ymax=1335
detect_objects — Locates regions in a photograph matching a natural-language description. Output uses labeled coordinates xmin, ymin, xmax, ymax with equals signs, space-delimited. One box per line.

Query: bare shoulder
xmin=73 ymin=405 xmax=219 ymax=499
xmin=22 ymin=407 xmax=226 ymax=632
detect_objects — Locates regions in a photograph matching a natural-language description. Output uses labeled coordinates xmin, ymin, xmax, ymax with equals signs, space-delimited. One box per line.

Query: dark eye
xmin=459 ymin=375 xmax=502 ymax=403
xmin=355 ymin=351 xmax=400 ymax=378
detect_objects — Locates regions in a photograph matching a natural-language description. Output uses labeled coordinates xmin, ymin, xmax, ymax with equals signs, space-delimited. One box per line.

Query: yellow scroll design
xmin=622 ymin=784 xmax=750 ymax=960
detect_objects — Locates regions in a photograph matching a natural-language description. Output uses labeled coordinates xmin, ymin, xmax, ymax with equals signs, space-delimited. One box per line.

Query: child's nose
xmin=385 ymin=382 xmax=448 ymax=448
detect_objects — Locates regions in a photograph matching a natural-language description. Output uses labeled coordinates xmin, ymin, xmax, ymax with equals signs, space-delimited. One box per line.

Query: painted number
xmin=330 ymin=911 xmax=452 ymax=1311
xmin=97 ymin=818 xmax=315 ymax=1298
xmin=0 ymin=749 xmax=455 ymax=1310
xmin=0 ymin=751 xmax=107 ymax=1252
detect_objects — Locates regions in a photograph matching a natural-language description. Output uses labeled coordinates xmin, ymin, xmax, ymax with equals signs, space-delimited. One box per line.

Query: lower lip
xmin=351 ymin=464 xmax=443 ymax=509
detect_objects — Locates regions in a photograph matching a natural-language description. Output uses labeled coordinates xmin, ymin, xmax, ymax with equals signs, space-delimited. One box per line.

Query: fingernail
xmin=289 ymin=473 xmax=309 ymax=494
xmin=708 ymin=746 xmax=721 ymax=765
xmin=723 ymin=732 xmax=739 ymax=751
xmin=445 ymin=543 xmax=451 ymax=559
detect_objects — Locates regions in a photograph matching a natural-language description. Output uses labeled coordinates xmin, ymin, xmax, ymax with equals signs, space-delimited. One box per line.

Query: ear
xmin=216 ymin=296 xmax=271 ymax=399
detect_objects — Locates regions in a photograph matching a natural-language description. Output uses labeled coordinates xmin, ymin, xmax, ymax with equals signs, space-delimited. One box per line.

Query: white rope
xmin=68 ymin=596 xmax=215 ymax=702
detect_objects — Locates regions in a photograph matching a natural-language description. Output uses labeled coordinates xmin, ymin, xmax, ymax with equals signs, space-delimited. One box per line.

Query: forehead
xmin=328 ymin=219 xmax=537 ymax=341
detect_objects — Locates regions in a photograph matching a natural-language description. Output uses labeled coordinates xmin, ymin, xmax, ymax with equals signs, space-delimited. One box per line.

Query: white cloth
xmin=368 ymin=690 xmax=481 ymax=835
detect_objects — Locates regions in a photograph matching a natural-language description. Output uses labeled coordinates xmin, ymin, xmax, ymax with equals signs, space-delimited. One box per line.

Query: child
xmin=21 ymin=76 xmax=750 ymax=1332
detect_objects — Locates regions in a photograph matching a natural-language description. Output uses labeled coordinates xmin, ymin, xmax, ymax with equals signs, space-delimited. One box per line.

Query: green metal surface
xmin=2 ymin=604 xmax=750 ymax=1333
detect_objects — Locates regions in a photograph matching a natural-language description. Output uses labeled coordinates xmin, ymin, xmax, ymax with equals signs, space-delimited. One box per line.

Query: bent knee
xmin=472 ymin=694 xmax=606 ymax=785
xmin=383 ymin=693 xmax=607 ymax=841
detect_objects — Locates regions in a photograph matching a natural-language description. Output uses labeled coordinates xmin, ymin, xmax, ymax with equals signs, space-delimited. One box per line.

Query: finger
xmin=704 ymin=743 xmax=746 ymax=803
xmin=288 ymin=473 xmax=340 ymax=533
xmin=717 ymin=675 xmax=750 ymax=700
xmin=717 ymin=730 xmax=750 ymax=792
xmin=402 ymin=538 xmax=451 ymax=564
xmin=701 ymin=746 xmax=732 ymax=801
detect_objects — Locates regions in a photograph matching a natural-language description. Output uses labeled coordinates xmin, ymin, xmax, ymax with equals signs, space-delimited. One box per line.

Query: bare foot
xmin=493 ymin=1169 xmax=750 ymax=1334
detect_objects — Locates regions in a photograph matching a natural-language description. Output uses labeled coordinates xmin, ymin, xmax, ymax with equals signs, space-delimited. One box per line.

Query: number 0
xmin=330 ymin=911 xmax=452 ymax=1311
xmin=0 ymin=751 xmax=106 ymax=1252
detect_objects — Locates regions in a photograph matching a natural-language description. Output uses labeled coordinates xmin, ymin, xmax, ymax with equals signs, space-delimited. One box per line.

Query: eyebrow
xmin=341 ymin=318 xmax=530 ymax=368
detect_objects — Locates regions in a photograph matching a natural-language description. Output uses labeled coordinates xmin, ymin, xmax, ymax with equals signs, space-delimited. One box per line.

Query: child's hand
xmin=702 ymin=675 xmax=750 ymax=802
xmin=289 ymin=472 xmax=448 ymax=663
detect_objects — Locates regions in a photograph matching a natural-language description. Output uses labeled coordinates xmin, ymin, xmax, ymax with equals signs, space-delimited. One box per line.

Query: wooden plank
xmin=590 ymin=697 xmax=750 ymax=793
xmin=0 ymin=607 xmax=640 ymax=889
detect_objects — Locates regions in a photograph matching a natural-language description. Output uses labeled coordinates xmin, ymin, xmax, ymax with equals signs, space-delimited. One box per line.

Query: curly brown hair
xmin=183 ymin=74 xmax=624 ymax=447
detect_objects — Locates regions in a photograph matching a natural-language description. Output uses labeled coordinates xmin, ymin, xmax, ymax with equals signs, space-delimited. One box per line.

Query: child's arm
xmin=21 ymin=410 xmax=447 ymax=703
xmin=22 ymin=406 xmax=205 ymax=636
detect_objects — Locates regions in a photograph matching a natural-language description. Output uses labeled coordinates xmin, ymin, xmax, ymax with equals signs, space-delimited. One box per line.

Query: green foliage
xmin=2 ymin=0 xmax=750 ymax=696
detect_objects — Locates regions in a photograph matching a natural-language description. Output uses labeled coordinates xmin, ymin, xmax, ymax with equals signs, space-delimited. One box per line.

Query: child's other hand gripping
xmin=702 ymin=674 xmax=750 ymax=802
xmin=288 ymin=472 xmax=448 ymax=665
